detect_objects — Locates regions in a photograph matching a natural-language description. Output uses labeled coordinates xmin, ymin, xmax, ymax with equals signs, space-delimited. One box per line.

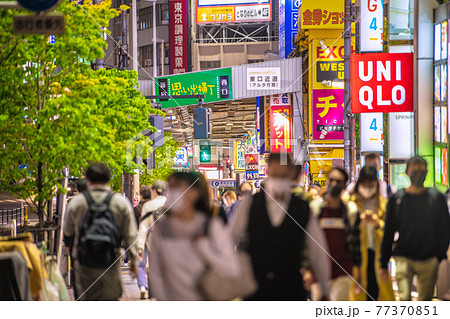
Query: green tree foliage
xmin=140 ymin=133 xmax=181 ymax=187
xmin=0 ymin=1 xmax=163 ymax=226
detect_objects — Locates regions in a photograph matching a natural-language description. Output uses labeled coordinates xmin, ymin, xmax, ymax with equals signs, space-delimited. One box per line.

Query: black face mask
xmin=409 ymin=170 xmax=427 ymax=187
xmin=328 ymin=185 xmax=343 ymax=198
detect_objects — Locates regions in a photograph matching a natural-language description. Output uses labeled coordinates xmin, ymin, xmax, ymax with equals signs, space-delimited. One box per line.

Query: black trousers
xmin=246 ymin=277 xmax=308 ymax=301
xmin=366 ymin=248 xmax=379 ymax=301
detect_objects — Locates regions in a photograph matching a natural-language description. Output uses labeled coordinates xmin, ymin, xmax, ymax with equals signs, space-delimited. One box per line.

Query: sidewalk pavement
xmin=67 ymin=265 xmax=144 ymax=301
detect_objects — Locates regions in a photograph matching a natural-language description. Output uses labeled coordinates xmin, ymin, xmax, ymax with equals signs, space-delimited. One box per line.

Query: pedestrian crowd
xmin=63 ymin=153 xmax=450 ymax=301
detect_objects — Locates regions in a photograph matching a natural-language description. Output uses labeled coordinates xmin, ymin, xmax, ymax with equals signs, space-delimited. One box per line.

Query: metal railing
xmin=0 ymin=207 xmax=25 ymax=227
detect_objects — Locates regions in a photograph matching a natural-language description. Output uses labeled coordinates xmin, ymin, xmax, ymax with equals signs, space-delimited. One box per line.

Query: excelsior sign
xmin=351 ymin=53 xmax=413 ymax=113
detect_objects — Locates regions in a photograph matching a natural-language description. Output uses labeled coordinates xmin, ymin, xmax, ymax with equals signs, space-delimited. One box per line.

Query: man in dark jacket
xmin=380 ymin=156 xmax=450 ymax=301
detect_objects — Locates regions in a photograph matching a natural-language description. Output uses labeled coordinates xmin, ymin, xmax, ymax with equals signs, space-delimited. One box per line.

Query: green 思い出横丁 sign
xmin=155 ymin=68 xmax=233 ymax=108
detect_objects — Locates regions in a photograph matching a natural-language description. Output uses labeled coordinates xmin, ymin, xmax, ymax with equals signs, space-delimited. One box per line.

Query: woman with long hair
xmin=351 ymin=166 xmax=395 ymax=301
xmin=149 ymin=172 xmax=240 ymax=300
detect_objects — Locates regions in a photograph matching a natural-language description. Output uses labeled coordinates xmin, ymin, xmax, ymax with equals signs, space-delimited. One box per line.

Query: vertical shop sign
xmin=169 ymin=0 xmax=189 ymax=74
xmin=351 ymin=53 xmax=414 ymax=113
xmin=312 ymin=89 xmax=345 ymax=140
xmin=279 ymin=0 xmax=300 ymax=59
xmin=270 ymin=93 xmax=293 ymax=152
xmin=360 ymin=0 xmax=383 ymax=52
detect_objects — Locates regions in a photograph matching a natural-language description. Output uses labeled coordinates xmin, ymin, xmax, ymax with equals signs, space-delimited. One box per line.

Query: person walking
xmin=132 ymin=185 xmax=151 ymax=299
xmin=380 ymin=156 xmax=450 ymax=301
xmin=350 ymin=166 xmax=395 ymax=301
xmin=149 ymin=172 xmax=240 ymax=300
xmin=310 ymin=167 xmax=362 ymax=301
xmin=136 ymin=180 xmax=167 ymax=299
xmin=231 ymin=153 xmax=331 ymax=301
xmin=222 ymin=190 xmax=237 ymax=219
xmin=63 ymin=163 xmax=137 ymax=301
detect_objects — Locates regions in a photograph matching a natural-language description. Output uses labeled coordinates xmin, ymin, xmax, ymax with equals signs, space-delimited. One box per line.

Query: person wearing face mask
xmin=309 ymin=167 xmax=362 ymax=301
xmin=230 ymin=153 xmax=331 ymax=300
xmin=379 ymin=156 xmax=450 ymax=301
xmin=350 ymin=166 xmax=395 ymax=301
xmin=149 ymin=172 xmax=240 ymax=300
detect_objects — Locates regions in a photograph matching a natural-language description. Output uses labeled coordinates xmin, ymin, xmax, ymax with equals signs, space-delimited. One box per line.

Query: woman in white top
xmin=149 ymin=172 xmax=241 ymax=300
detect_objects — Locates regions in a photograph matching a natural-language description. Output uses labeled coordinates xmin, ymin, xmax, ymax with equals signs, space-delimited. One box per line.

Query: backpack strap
xmin=139 ymin=211 xmax=153 ymax=224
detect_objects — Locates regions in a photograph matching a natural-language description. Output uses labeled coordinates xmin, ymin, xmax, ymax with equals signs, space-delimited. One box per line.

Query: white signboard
xmin=389 ymin=112 xmax=415 ymax=160
xmin=361 ymin=113 xmax=384 ymax=152
xmin=173 ymin=148 xmax=188 ymax=166
xmin=235 ymin=5 xmax=271 ymax=21
xmin=198 ymin=0 xmax=269 ymax=6
xmin=270 ymin=93 xmax=291 ymax=106
xmin=360 ymin=0 xmax=383 ymax=52
xmin=247 ymin=67 xmax=281 ymax=90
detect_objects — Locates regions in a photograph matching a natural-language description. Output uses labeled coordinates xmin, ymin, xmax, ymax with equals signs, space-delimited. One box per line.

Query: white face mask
xmin=265 ymin=178 xmax=289 ymax=197
xmin=359 ymin=185 xmax=377 ymax=199
xmin=165 ymin=188 xmax=185 ymax=214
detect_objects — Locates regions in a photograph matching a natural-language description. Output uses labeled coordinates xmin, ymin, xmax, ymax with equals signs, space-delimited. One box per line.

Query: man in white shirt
xmin=230 ymin=153 xmax=331 ymax=300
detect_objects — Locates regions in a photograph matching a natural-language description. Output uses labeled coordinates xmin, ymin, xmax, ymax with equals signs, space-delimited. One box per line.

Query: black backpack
xmin=77 ymin=191 xmax=120 ymax=269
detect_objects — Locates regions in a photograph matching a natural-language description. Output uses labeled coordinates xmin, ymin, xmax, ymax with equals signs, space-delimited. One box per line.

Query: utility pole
xmin=343 ymin=0 xmax=353 ymax=181
xmin=92 ymin=0 xmax=104 ymax=70
xmin=118 ymin=2 xmax=132 ymax=203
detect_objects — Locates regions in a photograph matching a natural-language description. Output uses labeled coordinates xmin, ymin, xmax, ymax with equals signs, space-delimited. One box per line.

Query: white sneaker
xmin=140 ymin=286 xmax=147 ymax=300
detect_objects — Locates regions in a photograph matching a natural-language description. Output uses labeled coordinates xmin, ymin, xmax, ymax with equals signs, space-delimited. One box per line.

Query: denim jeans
xmin=137 ymin=250 xmax=148 ymax=290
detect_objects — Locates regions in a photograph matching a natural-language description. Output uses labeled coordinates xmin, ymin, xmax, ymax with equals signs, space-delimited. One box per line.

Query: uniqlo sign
xmin=169 ymin=0 xmax=189 ymax=74
xmin=351 ymin=53 xmax=413 ymax=113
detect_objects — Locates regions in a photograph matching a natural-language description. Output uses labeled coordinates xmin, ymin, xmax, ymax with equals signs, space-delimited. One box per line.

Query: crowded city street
xmin=1 ymin=0 xmax=450 ymax=318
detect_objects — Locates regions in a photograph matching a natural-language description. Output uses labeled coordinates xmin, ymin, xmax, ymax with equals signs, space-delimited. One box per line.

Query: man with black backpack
xmin=379 ymin=156 xmax=450 ymax=301
xmin=64 ymin=163 xmax=138 ymax=301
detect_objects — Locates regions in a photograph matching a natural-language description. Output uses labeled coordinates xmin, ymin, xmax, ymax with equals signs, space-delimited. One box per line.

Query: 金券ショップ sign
xmin=351 ymin=52 xmax=414 ymax=113
xmin=155 ymin=68 xmax=232 ymax=108
xmin=301 ymin=0 xmax=344 ymax=30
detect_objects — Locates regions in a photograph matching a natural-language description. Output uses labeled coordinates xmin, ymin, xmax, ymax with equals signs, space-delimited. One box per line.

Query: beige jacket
xmin=63 ymin=185 xmax=137 ymax=300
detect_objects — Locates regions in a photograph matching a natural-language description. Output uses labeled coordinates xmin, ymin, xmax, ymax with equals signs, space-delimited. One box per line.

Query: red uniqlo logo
xmin=351 ymin=53 xmax=413 ymax=113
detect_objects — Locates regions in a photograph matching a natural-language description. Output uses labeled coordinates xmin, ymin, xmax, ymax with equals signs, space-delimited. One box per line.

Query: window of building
xmin=200 ymin=61 xmax=221 ymax=70
xmin=139 ymin=45 xmax=153 ymax=67
xmin=157 ymin=4 xmax=169 ymax=26
xmin=248 ymin=59 xmax=264 ymax=64
xmin=138 ymin=7 xmax=153 ymax=31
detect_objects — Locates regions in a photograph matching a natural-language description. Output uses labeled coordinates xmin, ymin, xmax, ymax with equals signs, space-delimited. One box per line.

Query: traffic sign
xmin=211 ymin=180 xmax=236 ymax=188
xmin=18 ymin=0 xmax=60 ymax=12
xmin=13 ymin=15 xmax=65 ymax=35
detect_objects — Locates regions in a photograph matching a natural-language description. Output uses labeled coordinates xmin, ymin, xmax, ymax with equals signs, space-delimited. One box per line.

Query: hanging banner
xmin=360 ymin=0 xmax=383 ymax=52
xmin=301 ymin=0 xmax=344 ymax=30
xmin=350 ymin=52 xmax=414 ymax=113
xmin=312 ymin=89 xmax=345 ymax=141
xmin=155 ymin=68 xmax=232 ymax=108
xmin=270 ymin=94 xmax=293 ymax=153
xmin=169 ymin=0 xmax=189 ymax=74
xmin=245 ymin=153 xmax=259 ymax=180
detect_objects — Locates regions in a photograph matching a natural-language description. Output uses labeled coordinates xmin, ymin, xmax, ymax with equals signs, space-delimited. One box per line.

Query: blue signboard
xmin=18 ymin=0 xmax=60 ymax=12
xmin=211 ymin=180 xmax=236 ymax=188
xmin=279 ymin=0 xmax=300 ymax=59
